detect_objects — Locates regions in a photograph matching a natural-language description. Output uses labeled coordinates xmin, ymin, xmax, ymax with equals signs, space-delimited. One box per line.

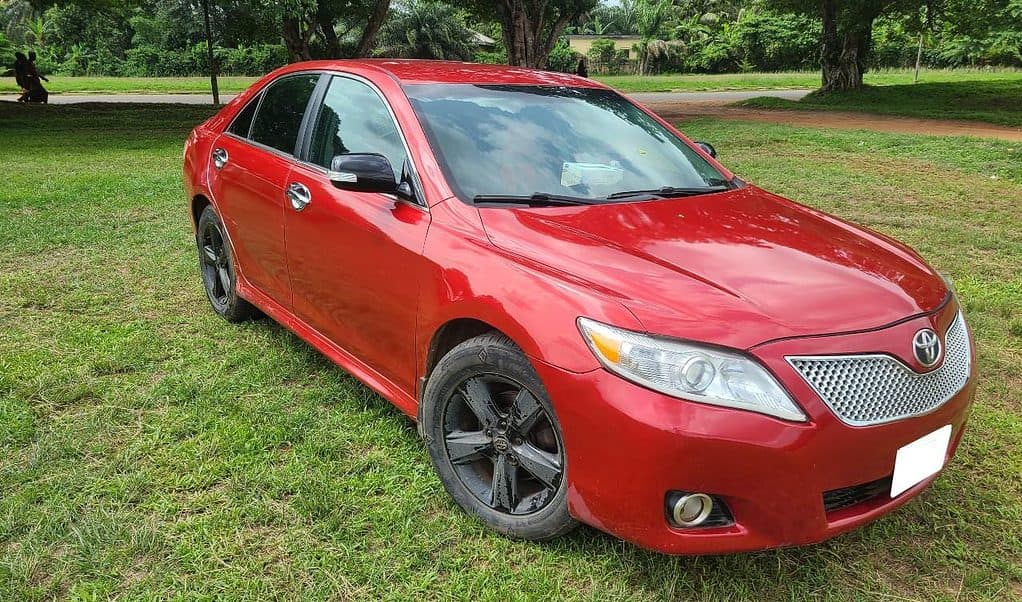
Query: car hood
xmin=478 ymin=186 xmax=948 ymax=349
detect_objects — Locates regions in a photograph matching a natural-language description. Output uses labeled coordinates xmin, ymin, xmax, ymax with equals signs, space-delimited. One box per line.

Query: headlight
xmin=577 ymin=318 xmax=807 ymax=422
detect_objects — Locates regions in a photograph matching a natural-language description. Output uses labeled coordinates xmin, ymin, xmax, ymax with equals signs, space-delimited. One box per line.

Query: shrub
xmin=473 ymin=50 xmax=507 ymax=64
xmin=546 ymin=38 xmax=581 ymax=73
xmin=587 ymin=38 xmax=623 ymax=73
xmin=588 ymin=38 xmax=617 ymax=63
xmin=736 ymin=10 xmax=819 ymax=72
xmin=220 ymin=44 xmax=289 ymax=75
xmin=120 ymin=43 xmax=287 ymax=77
xmin=0 ymin=32 xmax=12 ymax=58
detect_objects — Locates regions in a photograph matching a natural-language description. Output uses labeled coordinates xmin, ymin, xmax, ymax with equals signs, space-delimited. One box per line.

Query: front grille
xmin=787 ymin=312 xmax=970 ymax=426
xmin=823 ymin=476 xmax=892 ymax=513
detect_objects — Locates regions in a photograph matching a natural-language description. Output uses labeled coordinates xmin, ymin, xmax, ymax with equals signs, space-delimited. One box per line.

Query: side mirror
xmin=695 ymin=141 xmax=717 ymax=158
xmin=329 ymin=153 xmax=398 ymax=193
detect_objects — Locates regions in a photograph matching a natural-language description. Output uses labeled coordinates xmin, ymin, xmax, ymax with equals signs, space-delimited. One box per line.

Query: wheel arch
xmin=191 ymin=193 xmax=212 ymax=230
xmin=423 ymin=318 xmax=509 ymax=387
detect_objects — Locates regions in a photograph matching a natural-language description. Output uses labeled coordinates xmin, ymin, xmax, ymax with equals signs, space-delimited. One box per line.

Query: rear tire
xmin=196 ymin=205 xmax=260 ymax=322
xmin=421 ymin=332 xmax=578 ymax=540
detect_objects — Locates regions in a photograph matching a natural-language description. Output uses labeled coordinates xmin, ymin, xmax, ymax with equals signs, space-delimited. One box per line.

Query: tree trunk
xmin=540 ymin=11 xmax=575 ymax=68
xmin=354 ymin=0 xmax=391 ymax=58
xmin=318 ymin=6 xmax=341 ymax=59
xmin=497 ymin=0 xmax=579 ymax=69
xmin=201 ymin=0 xmax=219 ymax=105
xmin=819 ymin=0 xmax=873 ymax=92
xmin=914 ymin=31 xmax=924 ymax=83
xmin=282 ymin=17 xmax=313 ymax=62
xmin=501 ymin=2 xmax=537 ymax=67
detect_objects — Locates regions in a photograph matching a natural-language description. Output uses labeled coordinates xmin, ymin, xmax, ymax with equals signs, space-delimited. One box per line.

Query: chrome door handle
xmin=286 ymin=182 xmax=312 ymax=211
xmin=212 ymin=147 xmax=229 ymax=170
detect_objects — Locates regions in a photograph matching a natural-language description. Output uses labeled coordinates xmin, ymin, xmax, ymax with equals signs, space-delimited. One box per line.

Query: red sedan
xmin=182 ymin=60 xmax=976 ymax=554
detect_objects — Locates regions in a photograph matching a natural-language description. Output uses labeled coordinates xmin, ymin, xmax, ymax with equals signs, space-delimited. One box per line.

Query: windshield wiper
xmin=473 ymin=192 xmax=596 ymax=207
xmin=605 ymin=185 xmax=729 ymax=201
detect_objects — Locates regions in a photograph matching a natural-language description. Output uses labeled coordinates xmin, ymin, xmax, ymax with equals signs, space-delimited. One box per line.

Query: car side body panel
xmin=209 ymin=134 xmax=293 ymax=306
xmin=285 ymin=161 xmax=432 ymax=394
xmin=412 ymin=198 xmax=644 ymax=391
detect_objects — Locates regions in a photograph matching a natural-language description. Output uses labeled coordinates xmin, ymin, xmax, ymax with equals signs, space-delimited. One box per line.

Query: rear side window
xmin=250 ymin=74 xmax=320 ymax=154
xmin=227 ymin=95 xmax=259 ymax=137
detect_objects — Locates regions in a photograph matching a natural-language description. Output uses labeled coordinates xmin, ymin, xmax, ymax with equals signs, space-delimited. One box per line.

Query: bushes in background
xmin=55 ymin=43 xmax=288 ymax=77
xmin=575 ymin=5 xmax=1022 ymax=75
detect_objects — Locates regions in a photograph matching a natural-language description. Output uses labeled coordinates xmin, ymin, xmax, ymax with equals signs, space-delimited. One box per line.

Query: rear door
xmin=284 ymin=74 xmax=431 ymax=392
xmin=209 ymin=73 xmax=321 ymax=308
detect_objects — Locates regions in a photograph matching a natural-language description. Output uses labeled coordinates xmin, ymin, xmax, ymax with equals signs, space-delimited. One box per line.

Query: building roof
xmin=468 ymin=30 xmax=497 ymax=46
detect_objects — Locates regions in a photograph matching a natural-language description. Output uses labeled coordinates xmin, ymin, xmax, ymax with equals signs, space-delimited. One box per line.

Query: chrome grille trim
xmin=787 ymin=312 xmax=970 ymax=426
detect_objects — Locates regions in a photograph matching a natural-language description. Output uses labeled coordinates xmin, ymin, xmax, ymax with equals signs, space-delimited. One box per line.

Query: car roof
xmin=284 ymin=59 xmax=607 ymax=88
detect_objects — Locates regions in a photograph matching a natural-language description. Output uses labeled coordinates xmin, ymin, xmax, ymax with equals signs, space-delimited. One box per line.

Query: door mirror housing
xmin=695 ymin=141 xmax=717 ymax=158
xmin=329 ymin=153 xmax=399 ymax=193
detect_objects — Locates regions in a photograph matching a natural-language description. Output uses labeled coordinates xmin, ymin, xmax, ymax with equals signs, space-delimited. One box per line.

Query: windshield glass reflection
xmin=404 ymin=84 xmax=727 ymax=202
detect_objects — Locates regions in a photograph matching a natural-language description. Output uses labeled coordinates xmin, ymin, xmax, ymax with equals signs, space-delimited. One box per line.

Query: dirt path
xmin=646 ymin=102 xmax=1022 ymax=142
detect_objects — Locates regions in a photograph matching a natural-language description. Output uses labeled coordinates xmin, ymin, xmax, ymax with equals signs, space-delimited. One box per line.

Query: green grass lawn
xmin=0 ymin=75 xmax=259 ymax=95
xmin=1 ymin=102 xmax=1020 ymax=600
xmin=738 ymin=79 xmax=1022 ymax=128
xmin=599 ymin=67 xmax=1022 ymax=93
xmin=3 ymin=67 xmax=1021 ymax=96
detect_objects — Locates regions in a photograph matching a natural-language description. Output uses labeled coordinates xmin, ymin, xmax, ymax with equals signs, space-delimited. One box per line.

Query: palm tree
xmin=23 ymin=14 xmax=54 ymax=48
xmin=634 ymin=0 xmax=679 ymax=74
xmin=3 ymin=0 xmax=34 ymax=45
xmin=376 ymin=0 xmax=477 ymax=61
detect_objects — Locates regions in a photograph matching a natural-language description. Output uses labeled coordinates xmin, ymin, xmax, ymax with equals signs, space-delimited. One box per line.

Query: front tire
xmin=421 ymin=333 xmax=578 ymax=540
xmin=196 ymin=205 xmax=259 ymax=322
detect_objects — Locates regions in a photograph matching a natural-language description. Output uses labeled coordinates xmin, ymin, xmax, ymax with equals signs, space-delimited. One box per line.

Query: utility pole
xmin=201 ymin=0 xmax=220 ymax=105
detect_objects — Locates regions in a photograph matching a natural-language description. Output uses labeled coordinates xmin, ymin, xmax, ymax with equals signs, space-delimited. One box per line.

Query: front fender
xmin=415 ymin=200 xmax=642 ymax=382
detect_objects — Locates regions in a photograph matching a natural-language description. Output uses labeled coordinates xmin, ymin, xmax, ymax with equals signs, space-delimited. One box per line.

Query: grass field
xmin=599 ymin=67 xmax=1022 ymax=93
xmin=3 ymin=68 xmax=1021 ymax=96
xmin=1 ymin=102 xmax=1020 ymax=600
xmin=0 ymin=75 xmax=258 ymax=95
xmin=738 ymin=79 xmax=1022 ymax=128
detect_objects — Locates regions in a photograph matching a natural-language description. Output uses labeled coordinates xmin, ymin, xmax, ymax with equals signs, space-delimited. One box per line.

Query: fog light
xmin=670 ymin=492 xmax=714 ymax=527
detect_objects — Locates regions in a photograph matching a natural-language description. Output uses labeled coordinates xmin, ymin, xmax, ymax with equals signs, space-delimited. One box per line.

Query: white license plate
xmin=890 ymin=425 xmax=953 ymax=497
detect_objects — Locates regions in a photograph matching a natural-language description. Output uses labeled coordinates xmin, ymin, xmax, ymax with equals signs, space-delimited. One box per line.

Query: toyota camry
xmin=182 ymin=60 xmax=976 ymax=554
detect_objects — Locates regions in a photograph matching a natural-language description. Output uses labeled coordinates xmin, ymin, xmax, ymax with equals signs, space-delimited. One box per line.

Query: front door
xmin=284 ymin=75 xmax=430 ymax=393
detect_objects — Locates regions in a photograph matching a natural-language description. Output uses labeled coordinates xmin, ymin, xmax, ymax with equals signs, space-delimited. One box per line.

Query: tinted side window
xmin=309 ymin=76 xmax=408 ymax=180
xmin=227 ymin=94 xmax=259 ymax=137
xmin=250 ymin=74 xmax=319 ymax=154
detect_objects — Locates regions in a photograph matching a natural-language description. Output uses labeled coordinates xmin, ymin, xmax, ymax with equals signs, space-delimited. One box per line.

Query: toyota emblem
xmin=912 ymin=328 xmax=942 ymax=367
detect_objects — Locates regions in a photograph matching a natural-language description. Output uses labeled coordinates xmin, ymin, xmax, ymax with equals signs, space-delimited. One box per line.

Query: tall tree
xmin=768 ymin=0 xmax=906 ymax=91
xmin=468 ymin=0 xmax=598 ymax=68
xmin=633 ymin=0 xmax=675 ymax=75
xmin=377 ymin=0 xmax=477 ymax=60
xmin=277 ymin=0 xmax=390 ymax=61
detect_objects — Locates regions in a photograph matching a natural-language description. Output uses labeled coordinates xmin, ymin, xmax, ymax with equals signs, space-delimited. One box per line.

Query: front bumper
xmin=537 ymin=303 xmax=976 ymax=555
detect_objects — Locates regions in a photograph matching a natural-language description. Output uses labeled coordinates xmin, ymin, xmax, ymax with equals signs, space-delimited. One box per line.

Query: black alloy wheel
xmin=422 ymin=332 xmax=577 ymax=540
xmin=199 ymin=217 xmax=232 ymax=308
xmin=196 ymin=205 xmax=259 ymax=322
xmin=443 ymin=373 xmax=564 ymax=515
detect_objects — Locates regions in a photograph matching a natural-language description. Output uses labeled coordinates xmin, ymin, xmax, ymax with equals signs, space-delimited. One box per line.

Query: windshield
xmin=404 ymin=84 xmax=728 ymax=203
